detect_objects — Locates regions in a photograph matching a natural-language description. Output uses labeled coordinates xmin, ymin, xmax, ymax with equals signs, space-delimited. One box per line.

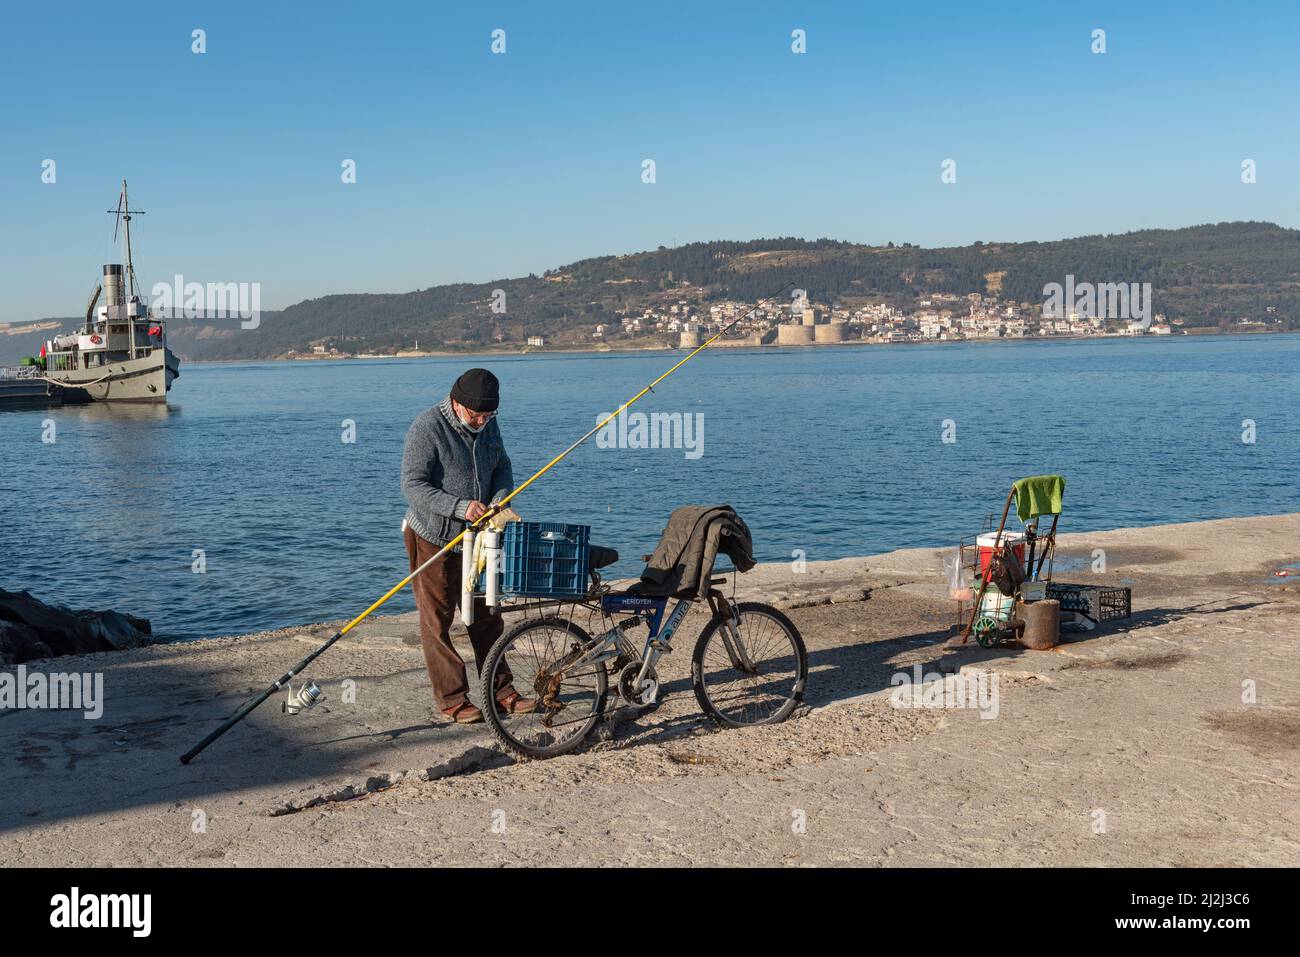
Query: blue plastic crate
xmin=501 ymin=522 xmax=591 ymax=598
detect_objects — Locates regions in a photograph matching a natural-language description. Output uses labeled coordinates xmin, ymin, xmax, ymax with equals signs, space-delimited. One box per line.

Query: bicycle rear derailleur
xmin=533 ymin=642 xmax=585 ymax=727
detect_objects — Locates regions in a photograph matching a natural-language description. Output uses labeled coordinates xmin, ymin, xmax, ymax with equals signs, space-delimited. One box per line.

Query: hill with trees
xmin=7 ymin=222 xmax=1298 ymax=364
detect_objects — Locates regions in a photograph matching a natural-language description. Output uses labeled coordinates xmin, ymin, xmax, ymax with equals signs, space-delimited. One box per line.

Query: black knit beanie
xmin=450 ymin=368 xmax=500 ymax=412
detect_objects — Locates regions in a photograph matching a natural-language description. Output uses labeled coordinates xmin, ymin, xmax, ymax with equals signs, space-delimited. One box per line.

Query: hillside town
xmin=291 ymin=290 xmax=1285 ymax=357
xmin=602 ymin=292 xmax=1203 ymax=349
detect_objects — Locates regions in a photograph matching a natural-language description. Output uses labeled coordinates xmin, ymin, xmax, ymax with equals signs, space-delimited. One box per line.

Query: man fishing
xmin=401 ymin=368 xmax=534 ymax=724
xmin=180 ymin=293 xmax=790 ymax=763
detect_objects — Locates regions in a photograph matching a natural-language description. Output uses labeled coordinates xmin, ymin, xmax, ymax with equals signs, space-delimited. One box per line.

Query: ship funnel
xmin=103 ymin=264 xmax=125 ymax=305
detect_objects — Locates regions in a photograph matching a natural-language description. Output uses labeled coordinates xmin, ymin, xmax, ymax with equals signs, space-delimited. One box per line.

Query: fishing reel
xmin=283 ymin=681 xmax=325 ymax=715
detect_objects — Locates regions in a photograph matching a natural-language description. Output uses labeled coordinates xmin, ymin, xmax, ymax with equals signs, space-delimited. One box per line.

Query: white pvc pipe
xmin=483 ymin=530 xmax=501 ymax=608
xmin=460 ymin=530 xmax=475 ymax=627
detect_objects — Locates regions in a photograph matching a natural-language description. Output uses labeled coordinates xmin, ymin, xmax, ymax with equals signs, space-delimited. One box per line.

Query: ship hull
xmin=45 ymin=348 xmax=180 ymax=403
xmin=0 ymin=376 xmax=67 ymax=409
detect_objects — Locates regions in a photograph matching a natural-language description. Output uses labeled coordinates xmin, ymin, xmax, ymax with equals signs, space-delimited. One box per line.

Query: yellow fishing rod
xmin=180 ymin=282 xmax=792 ymax=763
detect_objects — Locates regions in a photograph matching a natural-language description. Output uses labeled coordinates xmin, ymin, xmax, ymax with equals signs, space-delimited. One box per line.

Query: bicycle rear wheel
xmin=482 ymin=615 xmax=608 ymax=760
xmin=691 ymin=602 xmax=807 ymax=728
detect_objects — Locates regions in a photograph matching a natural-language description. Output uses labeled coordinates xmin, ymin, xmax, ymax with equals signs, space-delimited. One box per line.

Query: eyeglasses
xmin=453 ymin=399 xmax=497 ymax=423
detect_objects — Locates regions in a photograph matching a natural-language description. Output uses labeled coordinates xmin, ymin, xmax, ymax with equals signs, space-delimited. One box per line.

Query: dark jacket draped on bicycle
xmin=638 ymin=505 xmax=756 ymax=599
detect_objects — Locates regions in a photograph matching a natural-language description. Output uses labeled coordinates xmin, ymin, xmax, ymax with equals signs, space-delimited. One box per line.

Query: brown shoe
xmin=441 ymin=701 xmax=484 ymax=724
xmin=495 ymin=689 xmax=537 ymax=715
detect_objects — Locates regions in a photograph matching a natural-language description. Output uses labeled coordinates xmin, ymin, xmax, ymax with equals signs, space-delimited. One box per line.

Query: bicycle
xmin=480 ymin=545 xmax=808 ymax=760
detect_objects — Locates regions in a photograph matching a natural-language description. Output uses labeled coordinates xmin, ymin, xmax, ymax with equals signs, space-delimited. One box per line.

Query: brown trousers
xmin=404 ymin=525 xmax=507 ymax=710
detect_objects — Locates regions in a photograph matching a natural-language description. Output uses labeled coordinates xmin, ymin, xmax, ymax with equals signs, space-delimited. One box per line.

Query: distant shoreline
xmin=180 ymin=326 xmax=1295 ymax=366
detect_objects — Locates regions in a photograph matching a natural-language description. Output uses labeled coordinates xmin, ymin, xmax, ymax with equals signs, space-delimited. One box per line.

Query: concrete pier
xmin=3 ymin=513 xmax=1298 ymax=866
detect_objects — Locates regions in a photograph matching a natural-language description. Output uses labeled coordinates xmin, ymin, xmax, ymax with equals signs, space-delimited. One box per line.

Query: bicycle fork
xmin=709 ymin=590 xmax=758 ymax=673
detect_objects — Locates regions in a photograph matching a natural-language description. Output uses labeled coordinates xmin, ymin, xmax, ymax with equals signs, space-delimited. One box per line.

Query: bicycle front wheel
xmin=482 ymin=615 xmax=608 ymax=760
xmin=691 ymin=602 xmax=807 ymax=728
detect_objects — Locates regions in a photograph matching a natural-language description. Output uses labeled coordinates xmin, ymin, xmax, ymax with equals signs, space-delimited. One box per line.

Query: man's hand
xmin=464 ymin=500 xmax=488 ymax=523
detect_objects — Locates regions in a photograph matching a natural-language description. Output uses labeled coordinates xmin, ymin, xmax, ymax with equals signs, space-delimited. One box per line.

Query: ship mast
xmin=109 ymin=179 xmax=145 ymax=298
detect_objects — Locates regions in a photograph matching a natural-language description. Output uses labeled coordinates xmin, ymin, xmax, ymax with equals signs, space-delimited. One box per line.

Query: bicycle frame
xmin=558 ymin=583 xmax=756 ymax=704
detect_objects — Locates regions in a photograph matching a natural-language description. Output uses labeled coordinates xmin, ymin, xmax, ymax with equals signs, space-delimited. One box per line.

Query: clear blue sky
xmin=1 ymin=0 xmax=1296 ymax=319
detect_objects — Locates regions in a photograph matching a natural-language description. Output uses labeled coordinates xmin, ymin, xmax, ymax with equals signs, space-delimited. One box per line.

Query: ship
xmin=0 ymin=181 xmax=180 ymax=406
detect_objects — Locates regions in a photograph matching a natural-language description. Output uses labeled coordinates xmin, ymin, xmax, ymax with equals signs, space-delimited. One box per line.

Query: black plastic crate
xmin=1046 ymin=583 xmax=1132 ymax=622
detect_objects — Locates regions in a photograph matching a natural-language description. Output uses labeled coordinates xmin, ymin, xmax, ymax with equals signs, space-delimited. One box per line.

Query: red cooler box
xmin=977 ymin=531 xmax=1026 ymax=575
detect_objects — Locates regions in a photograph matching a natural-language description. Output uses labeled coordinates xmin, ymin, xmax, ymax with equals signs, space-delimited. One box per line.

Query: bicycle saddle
xmin=588 ymin=545 xmax=619 ymax=570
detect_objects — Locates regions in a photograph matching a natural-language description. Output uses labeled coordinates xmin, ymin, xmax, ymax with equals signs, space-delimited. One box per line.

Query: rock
xmin=0 ymin=588 xmax=156 ymax=661
xmin=0 ymin=620 xmax=42 ymax=660
xmin=80 ymin=609 xmax=154 ymax=650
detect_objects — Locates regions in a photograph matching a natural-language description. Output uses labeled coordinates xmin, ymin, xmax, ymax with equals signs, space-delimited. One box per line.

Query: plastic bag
xmin=943 ymin=549 xmax=973 ymax=601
